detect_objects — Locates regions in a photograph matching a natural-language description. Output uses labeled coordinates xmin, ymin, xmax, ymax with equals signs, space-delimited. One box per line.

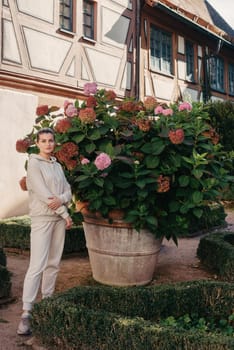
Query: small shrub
xmin=0 ymin=248 xmax=11 ymax=299
xmin=0 ymin=217 xmax=86 ymax=255
xmin=197 ymin=232 xmax=234 ymax=281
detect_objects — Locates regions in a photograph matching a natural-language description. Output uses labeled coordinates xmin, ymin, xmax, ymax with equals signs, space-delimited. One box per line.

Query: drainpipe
xmin=135 ymin=0 xmax=144 ymax=100
xmin=203 ymin=53 xmax=211 ymax=103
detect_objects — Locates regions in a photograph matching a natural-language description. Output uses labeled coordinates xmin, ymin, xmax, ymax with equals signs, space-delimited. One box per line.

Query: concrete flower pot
xmin=83 ymin=214 xmax=162 ymax=286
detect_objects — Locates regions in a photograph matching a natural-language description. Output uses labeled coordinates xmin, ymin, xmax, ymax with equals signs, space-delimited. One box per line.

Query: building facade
xmin=140 ymin=0 xmax=234 ymax=103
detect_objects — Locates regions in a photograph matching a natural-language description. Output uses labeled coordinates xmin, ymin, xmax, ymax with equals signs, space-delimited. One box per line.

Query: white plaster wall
xmin=16 ymin=0 xmax=54 ymax=23
xmin=121 ymin=61 xmax=132 ymax=90
xmin=181 ymin=87 xmax=198 ymax=101
xmin=178 ymin=35 xmax=185 ymax=54
xmin=23 ymin=28 xmax=71 ymax=73
xmin=178 ymin=59 xmax=186 ymax=80
xmin=2 ymin=19 xmax=21 ymax=63
xmin=152 ymin=76 xmax=174 ymax=100
xmin=102 ymin=7 xmax=130 ymax=48
xmin=211 ymin=96 xmax=224 ymax=101
xmin=0 ymin=89 xmax=38 ymax=219
xmin=112 ymin=0 xmax=132 ymax=9
xmin=86 ymin=48 xmax=121 ymax=85
xmin=144 ymin=75 xmax=152 ymax=97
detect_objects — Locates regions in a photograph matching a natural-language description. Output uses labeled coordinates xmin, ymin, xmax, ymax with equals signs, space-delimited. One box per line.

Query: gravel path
xmin=0 ymin=209 xmax=234 ymax=350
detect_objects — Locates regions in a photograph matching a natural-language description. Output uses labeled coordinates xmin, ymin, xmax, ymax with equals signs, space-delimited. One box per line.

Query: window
xmin=83 ymin=0 xmax=95 ymax=40
xmin=185 ymin=40 xmax=194 ymax=81
xmin=59 ymin=0 xmax=73 ymax=32
xmin=209 ymin=56 xmax=224 ymax=92
xmin=229 ymin=63 xmax=234 ymax=95
xmin=150 ymin=26 xmax=172 ymax=74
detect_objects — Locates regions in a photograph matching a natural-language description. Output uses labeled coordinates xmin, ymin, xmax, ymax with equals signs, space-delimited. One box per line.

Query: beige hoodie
xmin=26 ymin=154 xmax=72 ymax=221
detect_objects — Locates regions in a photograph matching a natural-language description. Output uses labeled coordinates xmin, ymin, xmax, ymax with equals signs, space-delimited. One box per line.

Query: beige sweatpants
xmin=22 ymin=218 xmax=66 ymax=311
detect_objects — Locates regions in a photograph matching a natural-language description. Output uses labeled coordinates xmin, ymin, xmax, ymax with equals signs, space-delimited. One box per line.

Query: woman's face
xmin=36 ymin=132 xmax=55 ymax=158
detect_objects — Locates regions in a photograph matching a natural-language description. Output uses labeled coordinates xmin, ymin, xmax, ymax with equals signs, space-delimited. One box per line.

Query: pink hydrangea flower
xmin=79 ymin=108 xmax=96 ymax=123
xmin=178 ymin=102 xmax=192 ymax=112
xmin=65 ymin=104 xmax=78 ymax=117
xmin=94 ymin=153 xmax=111 ymax=170
xmin=81 ymin=158 xmax=90 ymax=165
xmin=154 ymin=105 xmax=164 ymax=115
xmin=168 ymin=129 xmax=185 ymax=144
xmin=86 ymin=96 xmax=97 ymax=108
xmin=144 ymin=96 xmax=158 ymax=110
xmin=64 ymin=100 xmax=72 ymax=110
xmin=84 ymin=82 xmax=98 ymax=96
xmin=162 ymin=108 xmax=173 ymax=116
xmin=104 ymin=90 xmax=116 ymax=101
xmin=55 ymin=118 xmax=72 ymax=133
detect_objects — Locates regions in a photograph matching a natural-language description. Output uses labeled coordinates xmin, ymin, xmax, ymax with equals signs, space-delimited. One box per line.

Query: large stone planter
xmin=83 ymin=215 xmax=162 ymax=286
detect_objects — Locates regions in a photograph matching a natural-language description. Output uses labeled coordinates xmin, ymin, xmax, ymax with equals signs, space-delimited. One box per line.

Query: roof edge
xmin=145 ymin=0 xmax=234 ymax=45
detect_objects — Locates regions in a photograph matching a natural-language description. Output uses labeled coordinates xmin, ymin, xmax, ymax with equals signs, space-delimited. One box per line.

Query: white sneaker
xmin=17 ymin=315 xmax=31 ymax=336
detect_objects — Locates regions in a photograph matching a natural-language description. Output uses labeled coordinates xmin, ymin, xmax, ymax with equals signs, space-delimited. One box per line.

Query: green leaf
xmin=72 ymin=133 xmax=85 ymax=143
xmin=141 ymin=139 xmax=165 ymax=155
xmin=190 ymin=177 xmax=200 ymax=189
xmin=119 ymin=172 xmax=134 ymax=179
xmin=136 ymin=179 xmax=147 ymax=189
xmin=91 ymin=198 xmax=102 ymax=210
xmin=146 ymin=216 xmax=158 ymax=226
xmin=192 ymin=191 xmax=203 ymax=204
xmin=193 ymin=208 xmax=203 ymax=218
xmin=103 ymin=196 xmax=116 ymax=205
xmin=192 ymin=168 xmax=204 ymax=179
xmin=101 ymin=143 xmax=115 ymax=157
xmin=136 ymin=169 xmax=152 ymax=176
xmin=104 ymin=180 xmax=114 ymax=191
xmin=178 ymin=175 xmax=190 ymax=187
xmin=145 ymin=155 xmax=160 ymax=169
xmin=85 ymin=143 xmax=96 ymax=153
xmin=76 ymin=175 xmax=90 ymax=182
xmin=93 ymin=177 xmax=104 ymax=187
xmin=115 ymin=179 xmax=133 ymax=189
xmin=182 ymin=156 xmax=194 ymax=165
xmin=180 ymin=203 xmax=191 ymax=214
xmin=152 ymin=143 xmax=166 ymax=155
xmin=140 ymin=142 xmax=152 ymax=154
xmin=77 ymin=178 xmax=93 ymax=188
xmin=169 ymin=201 xmax=180 ymax=212
xmin=88 ymin=129 xmax=101 ymax=140
xmin=137 ymin=189 xmax=149 ymax=199
xmin=35 ymin=115 xmax=46 ymax=123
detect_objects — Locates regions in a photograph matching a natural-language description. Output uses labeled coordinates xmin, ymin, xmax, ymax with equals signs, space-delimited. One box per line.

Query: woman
xmin=17 ymin=127 xmax=73 ymax=336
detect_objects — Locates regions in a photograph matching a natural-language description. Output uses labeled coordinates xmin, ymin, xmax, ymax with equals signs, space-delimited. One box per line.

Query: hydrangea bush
xmin=16 ymin=83 xmax=231 ymax=243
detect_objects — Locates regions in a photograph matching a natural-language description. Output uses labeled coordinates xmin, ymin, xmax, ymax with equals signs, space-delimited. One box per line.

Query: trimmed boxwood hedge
xmin=31 ymin=281 xmax=234 ymax=350
xmin=0 ymin=248 xmax=11 ymax=299
xmin=186 ymin=202 xmax=227 ymax=235
xmin=197 ymin=232 xmax=234 ymax=281
xmin=0 ymin=219 xmax=86 ymax=255
xmin=0 ymin=202 xmax=227 ymax=252
xmin=0 ymin=246 xmax=6 ymax=266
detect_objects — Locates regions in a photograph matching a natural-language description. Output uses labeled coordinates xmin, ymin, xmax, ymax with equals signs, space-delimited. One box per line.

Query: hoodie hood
xmin=29 ymin=153 xmax=57 ymax=163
